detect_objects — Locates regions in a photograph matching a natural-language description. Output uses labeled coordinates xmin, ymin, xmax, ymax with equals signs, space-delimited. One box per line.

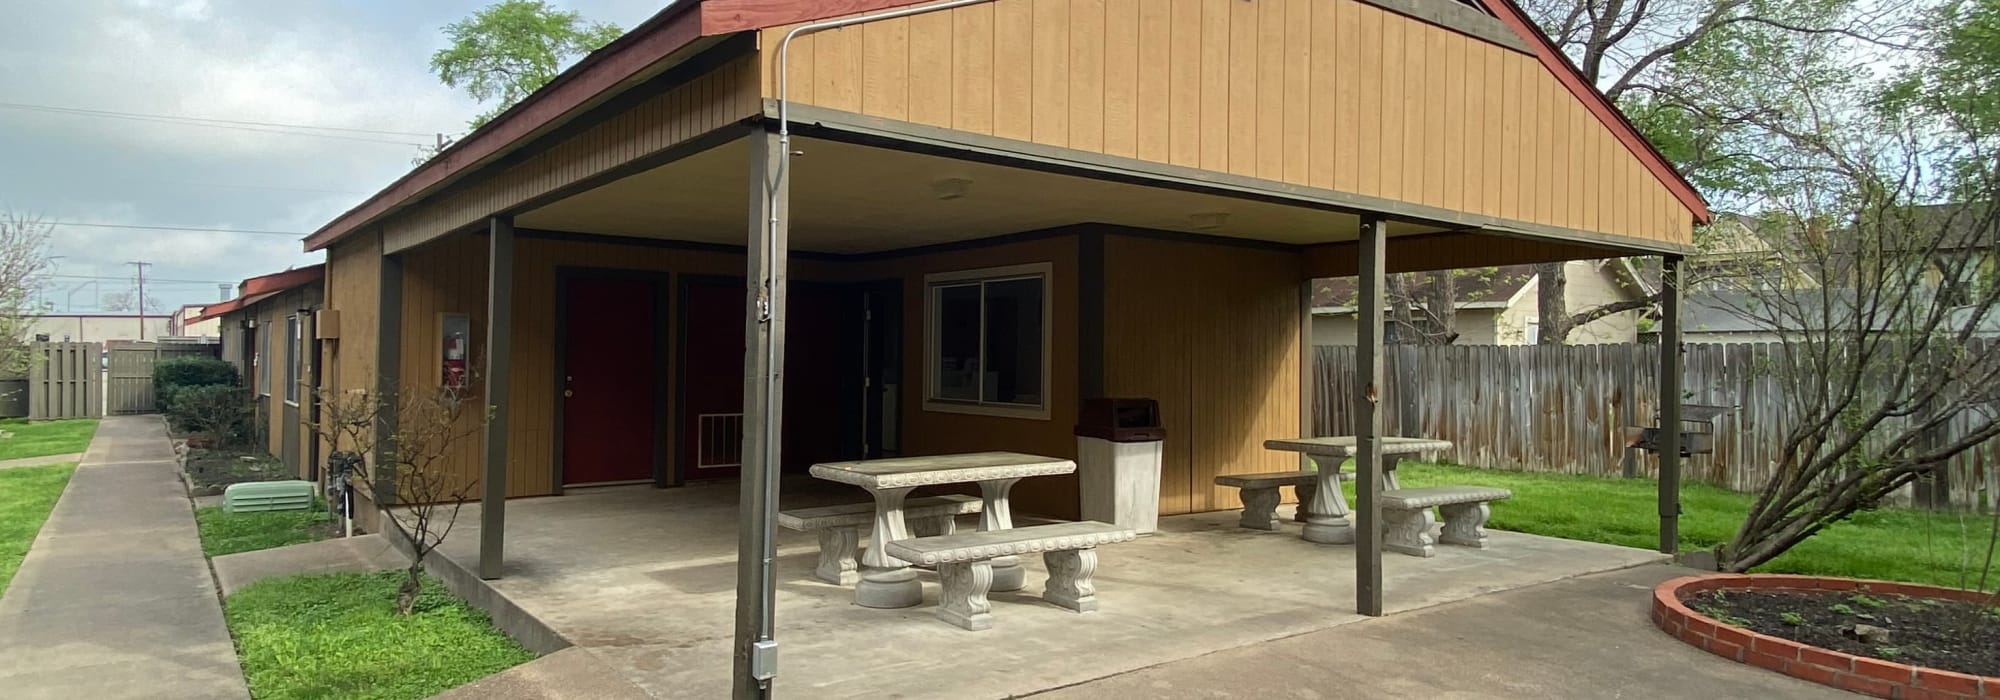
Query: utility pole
xmin=130 ymin=261 xmax=151 ymax=339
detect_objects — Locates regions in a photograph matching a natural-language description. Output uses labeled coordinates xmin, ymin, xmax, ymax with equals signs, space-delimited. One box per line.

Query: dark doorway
xmin=860 ymin=282 xmax=903 ymax=459
xmin=561 ymin=276 xmax=663 ymax=486
xmin=679 ymin=279 xmax=747 ymax=481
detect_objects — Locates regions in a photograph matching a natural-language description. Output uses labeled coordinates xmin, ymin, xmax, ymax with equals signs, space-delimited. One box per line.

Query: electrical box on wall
xmin=315 ymin=309 xmax=340 ymax=340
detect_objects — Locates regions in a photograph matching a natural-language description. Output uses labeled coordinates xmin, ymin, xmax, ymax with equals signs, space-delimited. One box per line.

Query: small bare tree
xmin=0 ymin=212 xmax=54 ymax=375
xmin=313 ymin=381 xmax=486 ymax=614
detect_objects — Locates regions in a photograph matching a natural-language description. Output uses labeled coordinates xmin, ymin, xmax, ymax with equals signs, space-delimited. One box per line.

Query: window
xmin=284 ymin=314 xmax=301 ymax=404
xmin=924 ymin=263 xmax=1051 ymax=419
xmin=257 ymin=324 xmax=270 ymax=397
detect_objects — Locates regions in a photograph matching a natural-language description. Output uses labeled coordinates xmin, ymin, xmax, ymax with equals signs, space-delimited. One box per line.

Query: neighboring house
xmin=293 ymin=0 xmax=1709 ymax=568
xmin=1312 ymin=260 xmax=1650 ymax=345
xmin=192 ymin=265 xmax=325 ymax=479
xmin=169 ymin=304 xmax=222 ymax=339
xmin=1670 ymin=289 xmax=2000 ymax=344
xmin=23 ymin=313 xmax=170 ymax=343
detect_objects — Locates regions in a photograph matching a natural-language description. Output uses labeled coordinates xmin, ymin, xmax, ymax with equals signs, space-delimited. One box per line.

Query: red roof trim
xmin=1480 ymin=0 xmax=1711 ymax=223
xmin=699 ymin=0 xmax=933 ymax=34
xmin=190 ymin=265 xmax=324 ymax=323
xmin=303 ymin=2 xmax=707 ymax=252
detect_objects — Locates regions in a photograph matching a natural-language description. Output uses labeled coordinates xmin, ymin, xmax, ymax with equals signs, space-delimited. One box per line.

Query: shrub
xmin=172 ymin=385 xmax=253 ymax=447
xmin=155 ymin=357 xmax=238 ymax=412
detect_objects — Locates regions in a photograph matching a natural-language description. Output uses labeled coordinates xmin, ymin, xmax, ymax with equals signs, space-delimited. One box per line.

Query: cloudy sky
xmin=1 ymin=0 xmax=670 ymax=315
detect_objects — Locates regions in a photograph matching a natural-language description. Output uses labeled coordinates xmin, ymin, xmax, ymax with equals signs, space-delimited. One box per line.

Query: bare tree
xmin=1703 ymin=85 xmax=2000 ymax=573
xmin=98 ymin=290 xmax=167 ymax=314
xmin=313 ymin=382 xmax=487 ymax=614
xmin=0 ymin=212 xmax=54 ymax=374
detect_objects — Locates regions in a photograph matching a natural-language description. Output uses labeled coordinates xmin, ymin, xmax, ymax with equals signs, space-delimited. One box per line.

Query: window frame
xmin=257 ymin=321 xmax=271 ymax=398
xmin=921 ymin=262 xmax=1053 ymax=421
xmin=283 ymin=314 xmax=301 ymax=405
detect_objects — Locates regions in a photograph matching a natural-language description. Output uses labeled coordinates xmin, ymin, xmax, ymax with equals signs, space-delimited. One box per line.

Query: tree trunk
xmin=1534 ymin=262 xmax=1570 ymax=344
xmin=396 ymin=563 xmax=422 ymax=615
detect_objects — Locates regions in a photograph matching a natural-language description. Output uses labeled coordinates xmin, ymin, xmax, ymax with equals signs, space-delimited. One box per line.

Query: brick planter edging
xmin=1653 ymin=574 xmax=1996 ymax=699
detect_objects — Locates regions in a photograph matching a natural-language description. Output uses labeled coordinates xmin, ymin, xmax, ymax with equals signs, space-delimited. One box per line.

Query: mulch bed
xmin=184 ymin=449 xmax=292 ymax=495
xmin=1683 ymin=588 xmax=2000 ymax=678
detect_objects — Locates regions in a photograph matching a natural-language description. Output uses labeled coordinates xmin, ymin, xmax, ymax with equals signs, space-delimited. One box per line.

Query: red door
xmin=562 ymin=277 xmax=658 ymax=485
xmin=681 ymin=281 xmax=745 ymax=481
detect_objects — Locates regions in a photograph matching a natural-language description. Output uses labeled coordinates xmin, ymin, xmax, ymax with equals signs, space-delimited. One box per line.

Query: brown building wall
xmin=378 ymin=54 xmax=763 ymax=255
xmin=1101 ymin=234 xmax=1303 ymax=515
xmin=324 ymin=231 xmax=384 ymax=531
xmin=239 ymin=285 xmax=320 ymax=479
xmin=757 ymin=0 xmax=1695 ymax=246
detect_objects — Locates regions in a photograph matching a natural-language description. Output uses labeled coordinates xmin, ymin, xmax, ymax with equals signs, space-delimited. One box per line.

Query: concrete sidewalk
xmin=0 ymin=416 xmax=248 ymax=699
xmin=0 ymin=453 xmax=84 ymax=470
xmin=1031 ymin=564 xmax=1844 ymax=699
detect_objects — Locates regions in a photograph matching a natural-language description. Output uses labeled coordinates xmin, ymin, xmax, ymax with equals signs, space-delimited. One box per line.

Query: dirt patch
xmin=183 ymin=449 xmax=293 ymax=495
xmin=1683 ymin=588 xmax=2000 ymax=677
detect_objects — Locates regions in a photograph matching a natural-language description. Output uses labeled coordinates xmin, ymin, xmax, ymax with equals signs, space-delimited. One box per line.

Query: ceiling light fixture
xmin=932 ymin=177 xmax=973 ymax=200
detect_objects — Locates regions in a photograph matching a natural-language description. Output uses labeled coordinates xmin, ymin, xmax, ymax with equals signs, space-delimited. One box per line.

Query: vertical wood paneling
xmin=951 ymin=4 xmax=994 ymax=133
xmin=814 ymin=26 xmax=862 ymax=113
xmin=861 ymin=20 xmax=909 ymax=120
xmin=1354 ymin=4 xmax=1382 ymax=197
xmin=1377 ymin=11 xmax=1405 ymax=201
xmin=1103 ymin=0 xmax=1140 ymax=158
xmin=1226 ymin=0 xmax=1258 ymax=176
xmin=1032 ymin=0 xmax=1072 ymax=146
xmin=1168 ymin=0 xmax=1202 ymax=166
xmin=1198 ymin=0 xmax=1229 ymax=171
xmin=1256 ymin=0 xmax=1287 ymax=181
xmin=1106 ymin=234 xmax=1302 ymax=516
xmin=1441 ymin=32 xmax=1467 ymax=213
xmin=1134 ymin=0 xmax=1170 ymax=161
xmin=1280 ymin=0 xmax=1310 ymax=184
xmin=1400 ymin=20 xmax=1427 ymax=201
xmin=908 ymin=12 xmax=953 ymax=127
xmin=1070 ymin=0 xmax=1107 ymax=153
xmin=1307 ymin=0 xmax=1337 ymax=190
xmin=993 ymin=0 xmax=1034 ymax=140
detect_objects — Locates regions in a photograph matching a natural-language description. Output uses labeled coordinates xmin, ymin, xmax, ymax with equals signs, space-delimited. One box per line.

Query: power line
xmin=46 ymin=274 xmax=232 ymax=285
xmin=109 ymin=178 xmax=367 ymax=196
xmin=0 ymin=102 xmax=435 ymax=146
xmin=47 ymin=221 xmax=308 ymax=238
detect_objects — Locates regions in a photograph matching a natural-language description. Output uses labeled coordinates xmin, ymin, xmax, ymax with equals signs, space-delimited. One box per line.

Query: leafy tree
xmin=1519 ymin=0 xmax=1919 ymax=343
xmin=430 ymin=0 xmax=624 ymax=128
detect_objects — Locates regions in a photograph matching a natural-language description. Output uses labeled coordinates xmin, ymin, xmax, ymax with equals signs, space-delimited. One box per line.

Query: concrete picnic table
xmin=809 ymin=451 xmax=1075 ymax=609
xmin=1261 ymin=436 xmax=1453 ymax=544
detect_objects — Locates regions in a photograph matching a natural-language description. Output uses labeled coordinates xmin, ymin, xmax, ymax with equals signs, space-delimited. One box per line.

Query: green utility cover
xmin=223 ymin=480 xmax=316 ymax=513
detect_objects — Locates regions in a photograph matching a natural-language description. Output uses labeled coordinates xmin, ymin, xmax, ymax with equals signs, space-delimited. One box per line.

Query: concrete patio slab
xmin=212 ymin=533 xmax=408 ymax=596
xmin=0 ymin=416 xmax=249 ymax=700
xmin=434 ymin=480 xmax=1668 ymax=699
xmin=1032 ymin=564 xmax=1845 ymax=699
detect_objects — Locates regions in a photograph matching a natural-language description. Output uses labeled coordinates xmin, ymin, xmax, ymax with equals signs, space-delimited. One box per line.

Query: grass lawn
xmin=195 ymin=505 xmax=332 ymax=557
xmin=0 ymin=418 xmax=98 ymax=461
xmin=226 ymin=571 xmax=534 ymax=700
xmin=1358 ymin=463 xmax=1997 ymax=590
xmin=0 ymin=463 xmax=75 ymax=596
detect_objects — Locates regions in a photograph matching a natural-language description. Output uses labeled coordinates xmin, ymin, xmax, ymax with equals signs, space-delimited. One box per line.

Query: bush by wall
xmin=155 ymin=357 xmax=238 ymax=412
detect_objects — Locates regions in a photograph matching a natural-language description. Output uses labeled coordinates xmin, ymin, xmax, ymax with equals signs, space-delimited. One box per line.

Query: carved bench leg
xmin=1238 ymin=488 xmax=1281 ymax=530
xmin=936 ymin=560 xmax=994 ymax=631
xmin=1043 ymin=549 xmax=1100 ymax=613
xmin=908 ymin=514 xmax=958 ymax=537
xmin=1293 ymin=482 xmax=1317 ymax=523
xmin=1438 ymin=502 xmax=1492 ymax=548
xmin=814 ymin=526 xmax=861 ymax=585
xmin=1382 ymin=507 xmax=1437 ymax=558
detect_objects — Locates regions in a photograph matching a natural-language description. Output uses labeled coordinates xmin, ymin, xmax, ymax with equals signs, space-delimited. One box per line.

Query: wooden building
xmin=301 ymin=0 xmax=1707 ymax=593
xmin=197 ymin=264 xmax=325 ymax=479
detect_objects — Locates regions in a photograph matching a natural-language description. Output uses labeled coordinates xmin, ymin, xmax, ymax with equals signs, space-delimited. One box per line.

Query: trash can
xmin=1075 ymin=398 xmax=1165 ymax=535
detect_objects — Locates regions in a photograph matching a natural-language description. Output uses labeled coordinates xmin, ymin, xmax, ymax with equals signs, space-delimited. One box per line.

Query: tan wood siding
xmin=380 ymin=55 xmax=763 ymax=254
xmin=758 ymin=0 xmax=1696 ymax=246
xmin=1102 ymin=235 xmax=1302 ymax=515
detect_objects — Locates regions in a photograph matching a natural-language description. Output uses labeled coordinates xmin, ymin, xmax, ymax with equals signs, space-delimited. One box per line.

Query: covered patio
xmin=430 ymin=481 xmax=1666 ymax=698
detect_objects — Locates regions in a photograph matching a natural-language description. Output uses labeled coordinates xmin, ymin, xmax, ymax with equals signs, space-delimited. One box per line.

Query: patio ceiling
xmin=515 ymin=134 xmax=1450 ymax=255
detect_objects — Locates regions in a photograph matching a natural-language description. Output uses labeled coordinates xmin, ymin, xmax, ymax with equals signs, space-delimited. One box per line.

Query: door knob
xmin=564 ymin=389 xmax=574 ymax=398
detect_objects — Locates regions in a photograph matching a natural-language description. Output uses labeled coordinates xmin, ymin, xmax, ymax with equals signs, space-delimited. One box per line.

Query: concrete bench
xmin=1380 ymin=486 xmax=1512 ymax=557
xmin=885 ymin=521 xmax=1135 ymax=631
xmin=778 ymin=495 xmax=983 ymax=585
xmin=1213 ymin=471 xmax=1319 ymax=530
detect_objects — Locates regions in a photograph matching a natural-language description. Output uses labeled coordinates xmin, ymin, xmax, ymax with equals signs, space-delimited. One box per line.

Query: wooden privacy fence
xmin=105 ymin=340 xmax=219 ymax=415
xmin=25 ymin=342 xmax=102 ymax=419
xmin=1314 ymin=343 xmax=1997 ymax=510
